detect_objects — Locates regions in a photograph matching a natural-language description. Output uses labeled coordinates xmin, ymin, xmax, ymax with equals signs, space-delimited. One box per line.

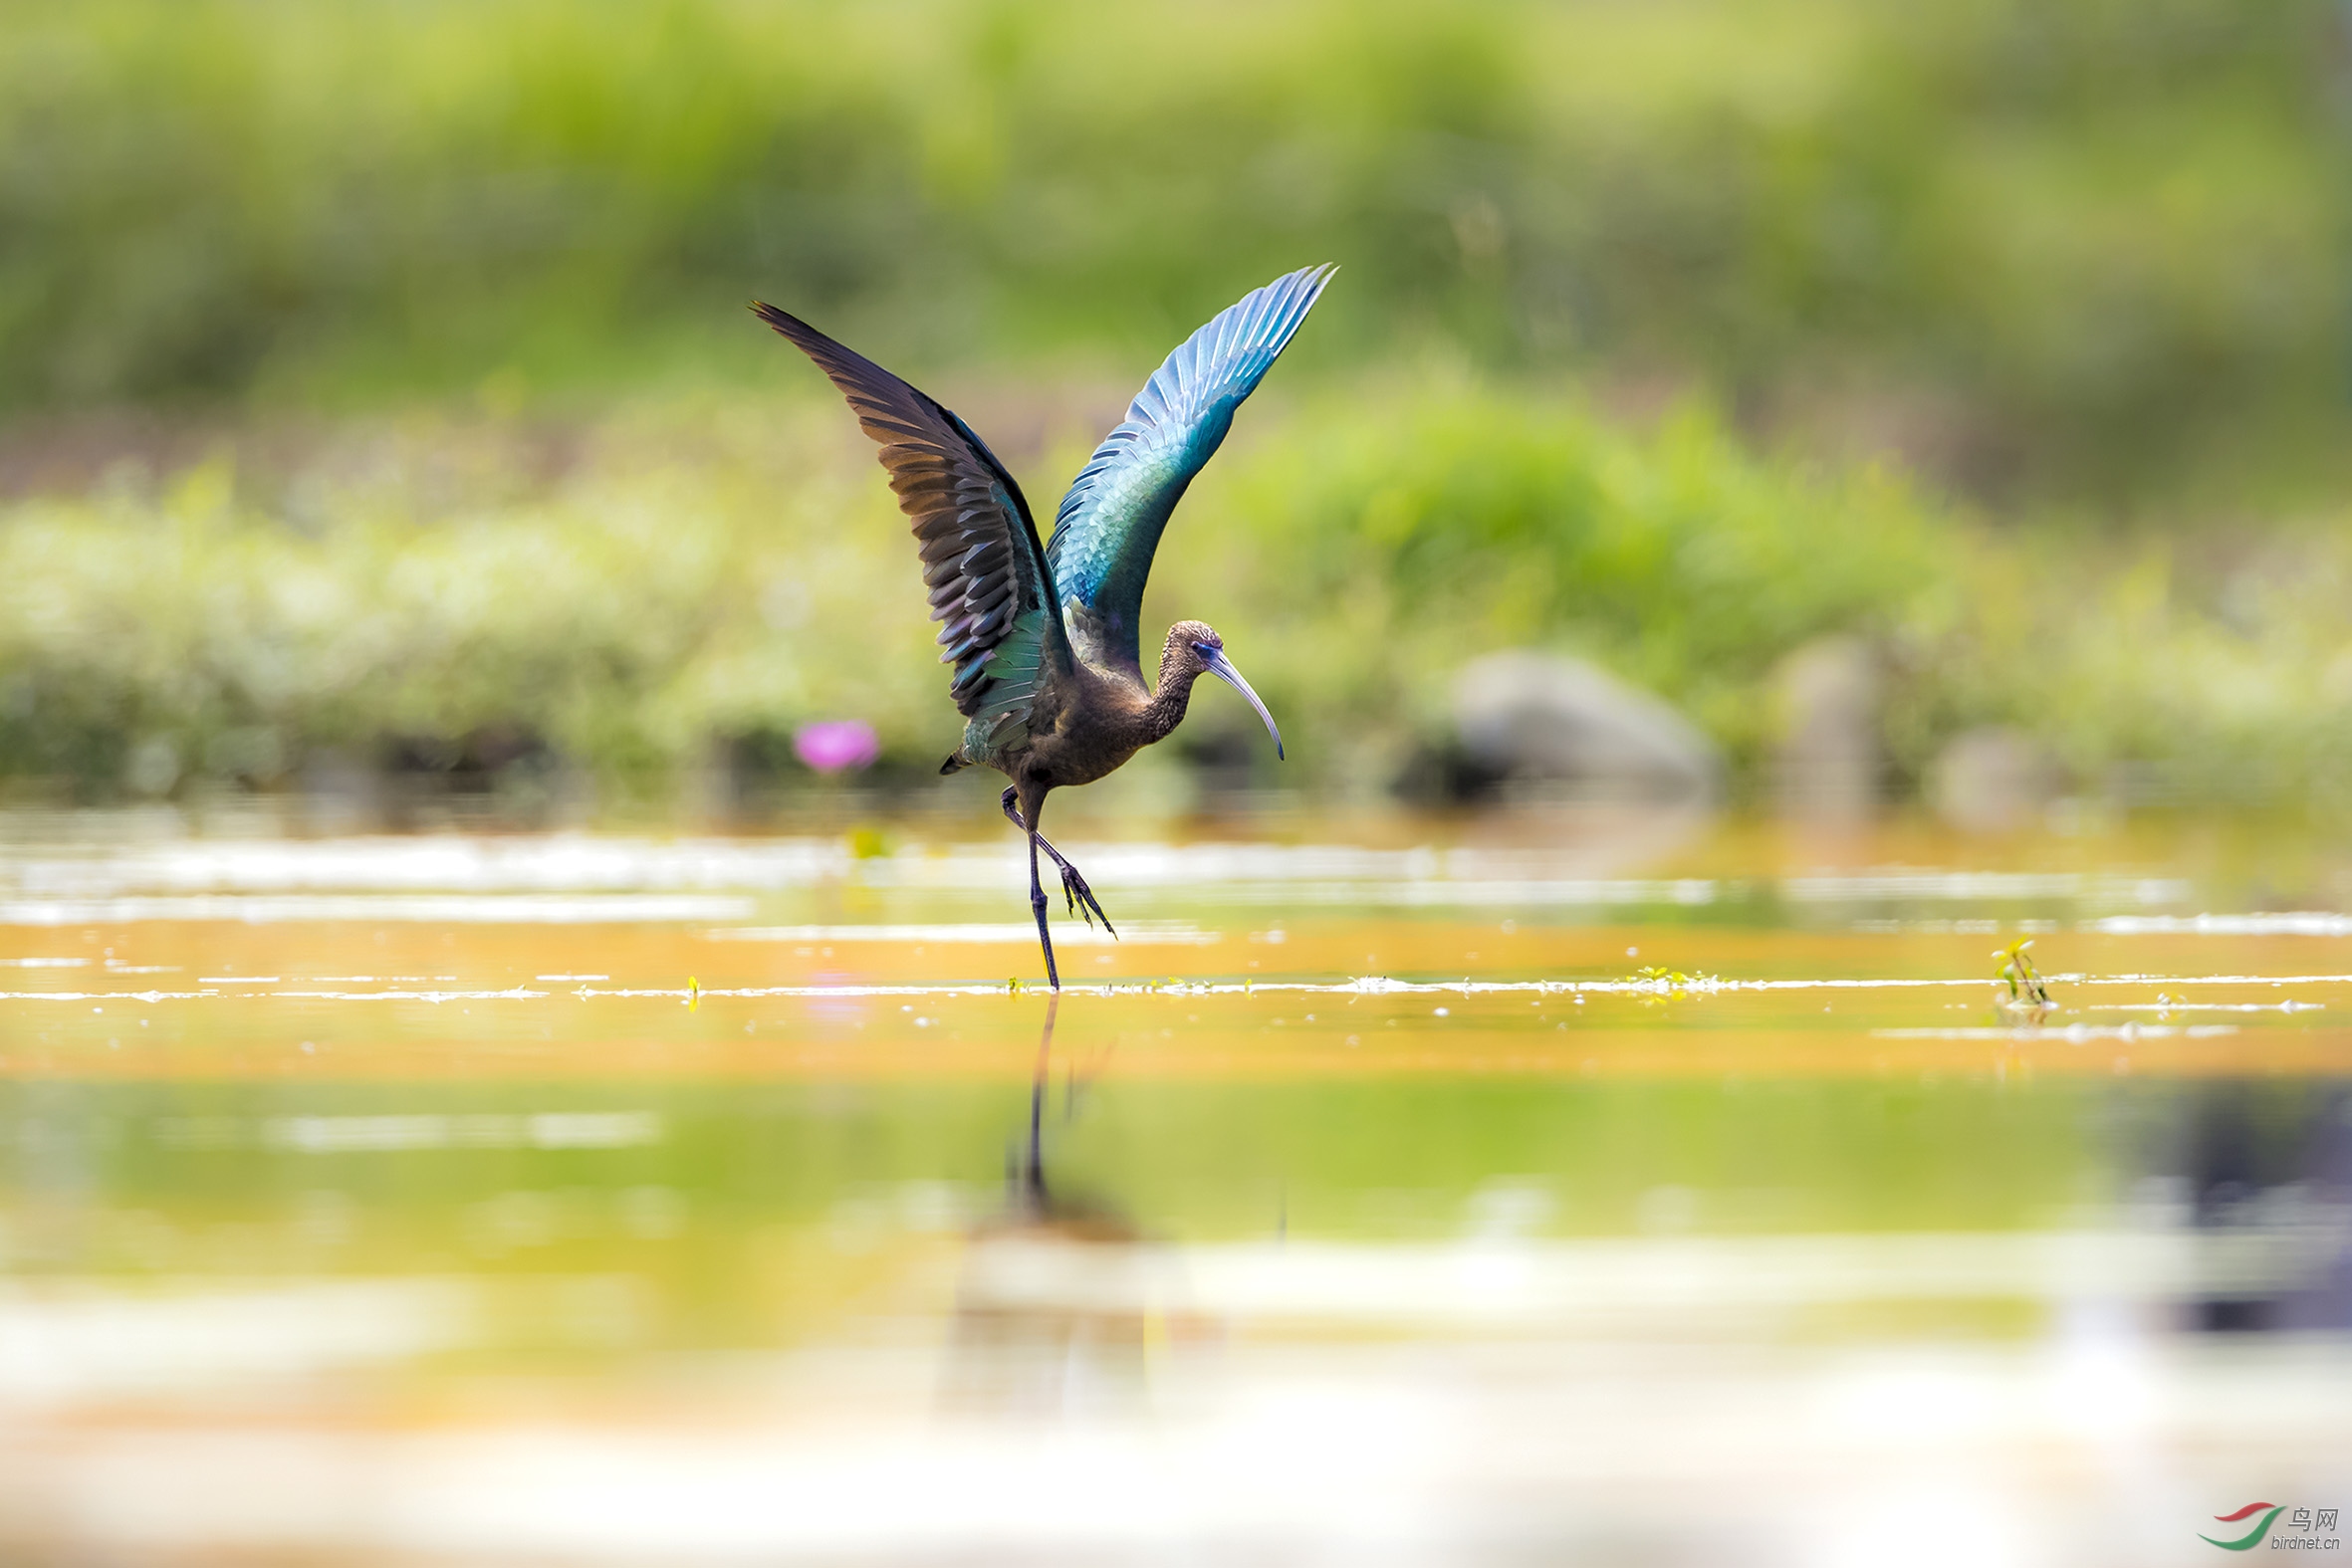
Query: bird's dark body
xmin=978 ymin=633 xmax=1195 ymax=792
xmin=756 ymin=265 xmax=1332 ymax=987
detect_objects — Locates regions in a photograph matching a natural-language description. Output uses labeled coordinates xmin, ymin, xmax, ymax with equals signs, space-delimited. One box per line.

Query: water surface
xmin=2 ymin=815 xmax=2347 ymax=1564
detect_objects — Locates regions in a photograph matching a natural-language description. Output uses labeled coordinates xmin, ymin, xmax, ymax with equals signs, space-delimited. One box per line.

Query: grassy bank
xmin=4 ymin=383 xmax=2347 ymax=816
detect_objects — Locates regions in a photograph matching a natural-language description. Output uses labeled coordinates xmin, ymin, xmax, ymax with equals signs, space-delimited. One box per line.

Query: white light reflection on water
xmin=960 ymin=1228 xmax=2308 ymax=1328
xmin=0 ymin=1279 xmax=474 ymax=1410
xmin=1874 ymin=1025 xmax=2239 ymax=1042
xmin=2091 ymin=913 xmax=2352 ymax=936
xmin=1782 ymin=870 xmax=2191 ymax=905
xmin=0 ymin=832 xmax=2209 ymax=910
xmin=707 ymin=921 xmax=1219 ymax=945
xmin=0 ymin=894 xmax=755 ymax=925
xmin=262 ymin=1112 xmax=662 ymax=1153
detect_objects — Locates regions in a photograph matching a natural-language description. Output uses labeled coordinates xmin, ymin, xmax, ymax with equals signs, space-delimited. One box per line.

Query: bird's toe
xmin=1059 ymin=867 xmax=1116 ymax=938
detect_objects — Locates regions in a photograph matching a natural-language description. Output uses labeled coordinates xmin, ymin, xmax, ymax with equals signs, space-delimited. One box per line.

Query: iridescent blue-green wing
xmin=1046 ymin=264 xmax=1335 ymax=671
xmin=754 ymin=304 xmax=1070 ymax=761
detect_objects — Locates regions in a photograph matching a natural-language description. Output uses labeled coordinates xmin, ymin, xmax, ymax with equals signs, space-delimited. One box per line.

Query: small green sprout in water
xmin=1993 ymin=939 xmax=2050 ymax=1007
xmin=1992 ymin=939 xmax=2054 ymax=1024
xmin=685 ymin=976 xmax=701 ymax=1012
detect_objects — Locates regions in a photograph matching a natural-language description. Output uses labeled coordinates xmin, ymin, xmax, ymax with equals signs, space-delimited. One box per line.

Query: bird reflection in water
xmin=942 ymin=997 xmax=1210 ymax=1417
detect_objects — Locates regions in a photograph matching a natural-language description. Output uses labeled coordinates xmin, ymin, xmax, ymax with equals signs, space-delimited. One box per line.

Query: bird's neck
xmin=1140 ymin=640 xmax=1202 ymax=746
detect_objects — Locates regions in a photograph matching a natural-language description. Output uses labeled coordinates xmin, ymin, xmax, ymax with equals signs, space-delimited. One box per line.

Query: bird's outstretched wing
xmin=754 ymin=304 xmax=1070 ymax=753
xmin=1047 ymin=264 xmax=1335 ymax=672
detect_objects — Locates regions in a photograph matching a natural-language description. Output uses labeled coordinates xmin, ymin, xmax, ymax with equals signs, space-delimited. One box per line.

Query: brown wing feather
xmin=752 ymin=303 xmax=1069 ymax=720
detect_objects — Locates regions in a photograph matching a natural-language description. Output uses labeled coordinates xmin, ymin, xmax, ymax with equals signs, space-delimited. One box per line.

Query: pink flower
xmin=794 ymin=720 xmax=880 ymax=774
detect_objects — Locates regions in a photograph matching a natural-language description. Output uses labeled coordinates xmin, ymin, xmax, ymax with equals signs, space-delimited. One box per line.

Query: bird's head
xmin=1165 ymin=621 xmax=1284 ymax=761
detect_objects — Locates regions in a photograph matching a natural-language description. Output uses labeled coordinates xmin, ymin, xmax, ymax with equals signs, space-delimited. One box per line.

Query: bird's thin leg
xmin=1001 ymin=786 xmax=1117 ymax=936
xmin=1027 ymin=826 xmax=1059 ymax=992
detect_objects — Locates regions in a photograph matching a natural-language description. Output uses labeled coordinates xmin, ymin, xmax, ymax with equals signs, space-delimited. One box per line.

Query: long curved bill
xmin=1199 ymin=647 xmax=1285 ymax=761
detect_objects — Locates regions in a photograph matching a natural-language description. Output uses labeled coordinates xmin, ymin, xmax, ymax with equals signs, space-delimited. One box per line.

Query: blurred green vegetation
xmin=5 ymin=387 xmax=2350 ymax=812
xmin=2 ymin=0 xmax=2342 ymax=500
xmin=0 ymin=0 xmax=2347 ymax=810
xmin=1202 ymin=382 xmax=2352 ymax=811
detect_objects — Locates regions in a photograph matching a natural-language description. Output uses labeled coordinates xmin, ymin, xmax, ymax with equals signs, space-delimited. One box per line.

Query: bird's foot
xmin=1058 ymin=861 xmax=1116 ymax=937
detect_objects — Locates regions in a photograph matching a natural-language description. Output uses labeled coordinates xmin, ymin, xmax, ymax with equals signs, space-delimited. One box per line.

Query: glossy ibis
xmin=755 ymin=265 xmax=1333 ymax=988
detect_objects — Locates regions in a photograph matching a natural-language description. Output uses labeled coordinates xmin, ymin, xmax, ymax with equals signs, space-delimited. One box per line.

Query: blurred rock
xmin=1451 ymin=652 xmax=1719 ymax=804
xmin=1930 ymin=727 xmax=2056 ymax=833
xmin=296 ymin=748 xmax=379 ymax=834
xmin=122 ymin=736 xmax=180 ymax=798
xmin=1771 ymin=637 xmax=1879 ymax=821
